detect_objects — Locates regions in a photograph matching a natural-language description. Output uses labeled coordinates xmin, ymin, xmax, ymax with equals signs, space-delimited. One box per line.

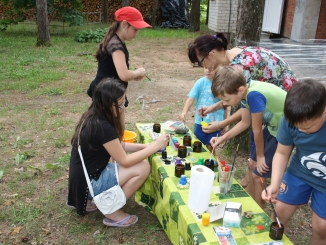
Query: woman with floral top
xmin=187 ymin=32 xmax=297 ymax=206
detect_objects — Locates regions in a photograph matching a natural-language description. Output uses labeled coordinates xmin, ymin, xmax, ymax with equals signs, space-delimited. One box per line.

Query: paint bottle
xmin=179 ymin=175 xmax=187 ymax=185
xmin=175 ymin=164 xmax=185 ymax=177
xmin=193 ymin=141 xmax=202 ymax=153
xmin=202 ymin=212 xmax=210 ymax=226
xmin=204 ymin=159 xmax=215 ymax=171
xmin=185 ymin=162 xmax=191 ymax=170
xmin=175 ymin=157 xmax=182 ymax=165
xmin=269 ymin=222 xmax=284 ymax=240
xmin=178 ymin=146 xmax=187 ymax=158
xmin=197 ymin=157 xmax=204 ymax=165
xmin=162 ymin=150 xmax=167 ymax=159
xmin=183 ymin=135 xmax=192 ymax=146
xmin=153 ymin=123 xmax=161 ymax=133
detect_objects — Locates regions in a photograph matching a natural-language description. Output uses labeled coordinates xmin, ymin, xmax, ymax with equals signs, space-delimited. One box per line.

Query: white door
xmin=262 ymin=0 xmax=285 ymax=34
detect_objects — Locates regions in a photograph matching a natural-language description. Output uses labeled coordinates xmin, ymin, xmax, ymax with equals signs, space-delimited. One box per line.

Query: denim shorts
xmin=194 ymin=123 xmax=222 ymax=145
xmin=87 ymin=162 xmax=118 ymax=199
xmin=251 ymin=127 xmax=278 ymax=178
xmin=278 ymin=171 xmax=326 ymax=219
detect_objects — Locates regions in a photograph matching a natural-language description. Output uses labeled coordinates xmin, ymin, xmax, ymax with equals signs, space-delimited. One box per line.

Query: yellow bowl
xmin=123 ymin=130 xmax=137 ymax=143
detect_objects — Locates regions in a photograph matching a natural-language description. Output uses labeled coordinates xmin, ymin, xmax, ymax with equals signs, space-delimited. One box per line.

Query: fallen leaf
xmin=12 ymin=226 xmax=23 ymax=234
xmin=42 ymin=228 xmax=51 ymax=235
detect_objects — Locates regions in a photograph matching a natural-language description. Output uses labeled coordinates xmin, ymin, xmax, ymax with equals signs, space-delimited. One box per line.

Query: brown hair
xmin=211 ymin=66 xmax=246 ymax=97
xmin=95 ymin=21 xmax=133 ymax=61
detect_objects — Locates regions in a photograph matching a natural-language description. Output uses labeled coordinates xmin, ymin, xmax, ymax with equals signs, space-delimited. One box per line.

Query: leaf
xmin=12 ymin=226 xmax=23 ymax=234
xmin=0 ymin=170 xmax=3 ymax=179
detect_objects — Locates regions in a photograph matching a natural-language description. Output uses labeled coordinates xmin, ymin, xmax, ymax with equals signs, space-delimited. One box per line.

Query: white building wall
xmin=208 ymin=0 xmax=238 ymax=33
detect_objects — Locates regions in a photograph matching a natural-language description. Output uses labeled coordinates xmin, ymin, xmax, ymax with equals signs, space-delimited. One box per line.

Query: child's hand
xmin=179 ymin=112 xmax=186 ymax=122
xmin=256 ymin=156 xmax=269 ymax=175
xmin=210 ymin=136 xmax=225 ymax=148
xmin=202 ymin=121 xmax=221 ymax=134
xmin=261 ymin=184 xmax=279 ymax=203
xmin=155 ymin=134 xmax=170 ymax=149
xmin=134 ymin=68 xmax=146 ymax=81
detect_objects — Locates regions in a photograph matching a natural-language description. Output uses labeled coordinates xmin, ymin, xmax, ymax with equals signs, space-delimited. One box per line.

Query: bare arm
xmin=251 ymin=112 xmax=269 ymax=175
xmin=210 ymin=108 xmax=251 ymax=147
xmin=103 ymin=134 xmax=169 ymax=168
xmin=202 ymin=107 xmax=243 ymax=134
xmin=112 ymin=50 xmax=146 ymax=82
xmin=179 ymin=97 xmax=195 ymax=122
xmin=199 ymin=101 xmax=224 ymax=116
xmin=262 ymin=143 xmax=293 ymax=202
xmin=221 ymin=106 xmax=231 ymax=134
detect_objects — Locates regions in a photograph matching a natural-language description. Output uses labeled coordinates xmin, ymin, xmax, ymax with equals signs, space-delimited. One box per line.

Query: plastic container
xmin=123 ymin=130 xmax=137 ymax=143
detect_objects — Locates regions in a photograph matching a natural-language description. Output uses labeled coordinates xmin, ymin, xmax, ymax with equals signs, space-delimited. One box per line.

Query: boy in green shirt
xmin=210 ymin=66 xmax=286 ymax=208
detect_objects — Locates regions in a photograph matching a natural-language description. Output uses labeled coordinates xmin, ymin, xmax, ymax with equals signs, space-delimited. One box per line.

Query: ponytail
xmin=95 ymin=22 xmax=121 ymax=61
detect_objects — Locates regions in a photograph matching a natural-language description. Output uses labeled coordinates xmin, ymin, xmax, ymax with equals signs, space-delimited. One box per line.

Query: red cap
xmin=115 ymin=6 xmax=151 ymax=29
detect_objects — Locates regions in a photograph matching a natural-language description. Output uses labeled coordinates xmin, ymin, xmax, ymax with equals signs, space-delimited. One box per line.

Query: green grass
xmin=0 ymin=20 xmax=206 ymax=245
xmin=0 ymin=19 xmax=311 ymax=245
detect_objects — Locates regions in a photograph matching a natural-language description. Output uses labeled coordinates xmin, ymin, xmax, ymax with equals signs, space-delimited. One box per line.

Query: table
xmin=135 ymin=123 xmax=293 ymax=245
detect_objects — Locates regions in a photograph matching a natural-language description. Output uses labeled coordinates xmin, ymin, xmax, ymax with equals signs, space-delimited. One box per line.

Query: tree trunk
xmin=102 ymin=0 xmax=108 ymax=23
xmin=205 ymin=0 xmax=210 ymax=25
xmin=236 ymin=0 xmax=265 ymax=46
xmin=189 ymin=0 xmax=200 ymax=32
xmin=36 ymin=0 xmax=51 ymax=47
xmin=151 ymin=0 xmax=158 ymax=27
xmin=122 ymin=0 xmax=129 ymax=7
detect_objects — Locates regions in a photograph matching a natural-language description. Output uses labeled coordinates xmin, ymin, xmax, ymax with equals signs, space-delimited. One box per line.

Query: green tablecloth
xmin=135 ymin=123 xmax=293 ymax=245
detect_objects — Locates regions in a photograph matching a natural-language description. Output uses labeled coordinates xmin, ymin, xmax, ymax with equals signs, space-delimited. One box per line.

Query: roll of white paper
xmin=188 ymin=165 xmax=215 ymax=214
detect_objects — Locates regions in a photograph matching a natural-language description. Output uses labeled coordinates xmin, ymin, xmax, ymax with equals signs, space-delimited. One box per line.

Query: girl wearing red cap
xmin=87 ymin=6 xmax=151 ymax=105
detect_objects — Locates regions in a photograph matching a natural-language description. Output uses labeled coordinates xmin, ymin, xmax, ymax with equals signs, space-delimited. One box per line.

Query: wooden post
xmin=102 ymin=0 xmax=108 ymax=24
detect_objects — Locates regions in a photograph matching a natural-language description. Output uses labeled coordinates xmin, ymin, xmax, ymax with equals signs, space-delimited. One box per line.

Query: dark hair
xmin=284 ymin=78 xmax=326 ymax=126
xmin=188 ymin=33 xmax=228 ymax=64
xmin=211 ymin=66 xmax=246 ymax=97
xmin=71 ymin=78 xmax=125 ymax=145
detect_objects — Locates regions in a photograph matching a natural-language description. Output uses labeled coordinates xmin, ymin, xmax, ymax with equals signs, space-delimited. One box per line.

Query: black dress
xmin=67 ymin=117 xmax=118 ymax=215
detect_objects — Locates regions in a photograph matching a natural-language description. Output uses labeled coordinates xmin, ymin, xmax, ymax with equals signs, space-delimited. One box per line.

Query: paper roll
xmin=188 ymin=165 xmax=215 ymax=214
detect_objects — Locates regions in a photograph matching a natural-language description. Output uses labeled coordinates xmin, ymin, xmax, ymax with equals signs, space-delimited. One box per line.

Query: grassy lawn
xmin=0 ymin=19 xmax=312 ymax=245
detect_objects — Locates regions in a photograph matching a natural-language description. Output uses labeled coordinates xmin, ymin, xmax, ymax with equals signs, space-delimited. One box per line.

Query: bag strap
xmin=77 ymin=120 xmax=120 ymax=198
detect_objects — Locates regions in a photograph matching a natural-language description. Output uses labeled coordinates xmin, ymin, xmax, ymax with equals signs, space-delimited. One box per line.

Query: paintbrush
xmin=260 ymin=178 xmax=282 ymax=228
xmin=209 ymin=132 xmax=219 ymax=161
xmin=131 ymin=60 xmax=152 ymax=81
xmin=230 ymin=137 xmax=241 ymax=172
xmin=225 ymin=138 xmax=241 ymax=183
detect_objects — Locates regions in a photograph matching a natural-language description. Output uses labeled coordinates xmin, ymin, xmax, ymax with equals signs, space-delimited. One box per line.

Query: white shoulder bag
xmin=77 ymin=121 xmax=126 ymax=215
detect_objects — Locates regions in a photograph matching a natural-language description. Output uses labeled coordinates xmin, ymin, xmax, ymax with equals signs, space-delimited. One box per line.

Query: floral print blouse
xmin=230 ymin=46 xmax=297 ymax=91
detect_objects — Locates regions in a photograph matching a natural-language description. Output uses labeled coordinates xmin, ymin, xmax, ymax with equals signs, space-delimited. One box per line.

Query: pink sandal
xmin=103 ymin=215 xmax=138 ymax=227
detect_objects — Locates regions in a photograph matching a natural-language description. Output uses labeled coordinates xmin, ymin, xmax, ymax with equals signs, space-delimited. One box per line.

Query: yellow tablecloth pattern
xmin=135 ymin=123 xmax=293 ymax=245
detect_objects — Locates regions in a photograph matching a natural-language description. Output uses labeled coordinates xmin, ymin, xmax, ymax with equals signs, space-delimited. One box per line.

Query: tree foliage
xmin=0 ymin=0 xmax=85 ymax=31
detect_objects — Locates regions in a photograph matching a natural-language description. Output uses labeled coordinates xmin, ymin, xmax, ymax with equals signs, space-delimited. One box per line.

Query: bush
xmin=74 ymin=28 xmax=106 ymax=43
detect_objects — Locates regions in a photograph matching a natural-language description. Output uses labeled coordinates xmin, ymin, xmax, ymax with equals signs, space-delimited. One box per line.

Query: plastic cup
xmin=218 ymin=164 xmax=236 ymax=194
